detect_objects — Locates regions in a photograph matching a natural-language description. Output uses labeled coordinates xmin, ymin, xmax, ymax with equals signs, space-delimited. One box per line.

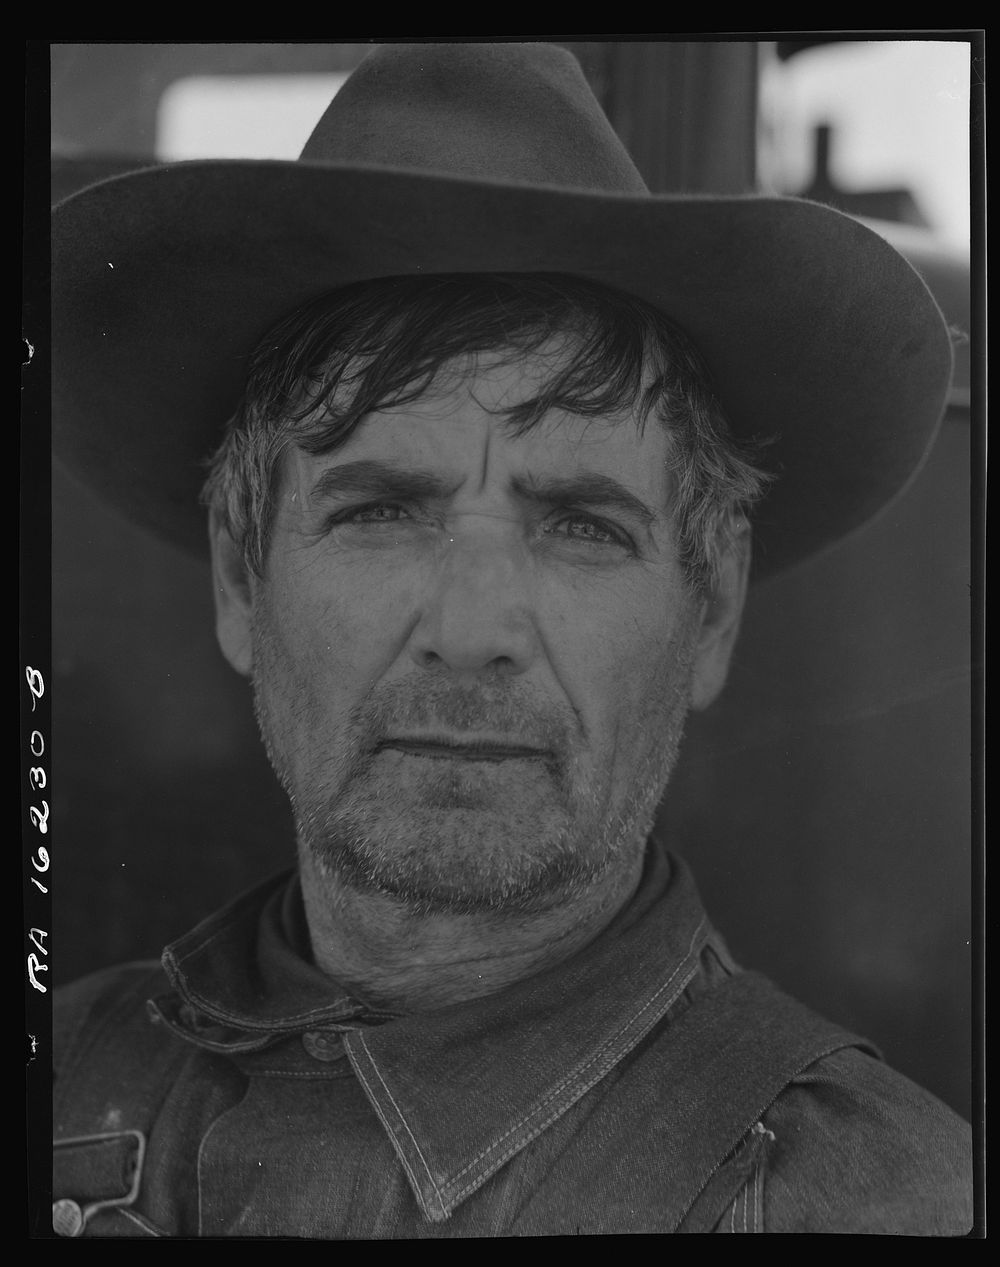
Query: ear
xmin=209 ymin=509 xmax=255 ymax=678
xmin=688 ymin=525 xmax=751 ymax=712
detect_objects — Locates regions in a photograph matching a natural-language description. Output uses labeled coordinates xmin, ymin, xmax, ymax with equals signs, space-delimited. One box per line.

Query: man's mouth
xmin=376 ymin=735 xmax=551 ymax=763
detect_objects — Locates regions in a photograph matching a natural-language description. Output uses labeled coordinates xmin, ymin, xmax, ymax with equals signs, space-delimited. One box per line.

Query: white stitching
xmin=449 ymin=958 xmax=705 ymax=1206
xmin=195 ymin=1101 xmax=236 ymax=1237
xmin=249 ymin=1068 xmax=349 ymax=1080
xmin=347 ymin=1053 xmax=426 ymax=1211
xmin=117 ymin=1208 xmax=163 ymax=1237
xmin=350 ymin=1033 xmax=447 ymax=1219
xmin=447 ymin=917 xmax=708 ymax=1191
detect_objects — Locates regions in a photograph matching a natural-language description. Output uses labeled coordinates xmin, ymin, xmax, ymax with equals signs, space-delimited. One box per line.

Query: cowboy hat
xmin=51 ymin=41 xmax=953 ymax=577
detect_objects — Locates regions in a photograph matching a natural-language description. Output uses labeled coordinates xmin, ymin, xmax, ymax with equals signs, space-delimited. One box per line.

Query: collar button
xmin=302 ymin=1029 xmax=345 ymax=1062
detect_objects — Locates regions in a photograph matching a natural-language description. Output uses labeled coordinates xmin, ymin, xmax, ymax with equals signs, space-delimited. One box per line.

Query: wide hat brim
xmin=52 ymin=160 xmax=952 ymax=578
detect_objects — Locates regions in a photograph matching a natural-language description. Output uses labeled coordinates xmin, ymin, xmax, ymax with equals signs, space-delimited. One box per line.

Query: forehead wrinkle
xmin=476 ymin=414 xmax=493 ymax=494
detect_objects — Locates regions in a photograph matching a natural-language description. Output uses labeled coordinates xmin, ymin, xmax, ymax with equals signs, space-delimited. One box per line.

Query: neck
xmin=297 ymin=845 xmax=645 ymax=1013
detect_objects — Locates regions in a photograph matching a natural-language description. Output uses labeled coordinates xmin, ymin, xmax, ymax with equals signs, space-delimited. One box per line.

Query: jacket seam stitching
xmin=163 ymin=981 xmax=360 ymax=1032
xmin=446 ymin=916 xmax=708 ymax=1194
xmin=165 ymin=910 xmax=356 ymax=1029
xmin=117 ymin=1208 xmax=163 ymax=1237
xmin=241 ymin=1068 xmax=350 ymax=1080
xmin=195 ymin=1101 xmax=235 ymax=1237
xmin=444 ymin=953 xmax=691 ymax=1212
xmin=351 ymin=1033 xmax=447 ymax=1220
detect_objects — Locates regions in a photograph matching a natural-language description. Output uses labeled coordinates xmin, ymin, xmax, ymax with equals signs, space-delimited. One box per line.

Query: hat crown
xmin=299 ymin=42 xmax=649 ymax=195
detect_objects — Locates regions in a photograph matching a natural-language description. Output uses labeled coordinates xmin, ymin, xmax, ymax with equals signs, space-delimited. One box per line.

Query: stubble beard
xmin=251 ymin=620 xmax=698 ymax=918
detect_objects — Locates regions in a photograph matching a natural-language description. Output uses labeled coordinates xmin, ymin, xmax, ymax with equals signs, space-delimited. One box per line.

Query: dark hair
xmin=202 ymin=273 xmax=772 ymax=591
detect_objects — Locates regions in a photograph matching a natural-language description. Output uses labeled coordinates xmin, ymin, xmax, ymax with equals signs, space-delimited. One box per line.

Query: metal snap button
xmin=53 ymin=1197 xmax=85 ymax=1237
xmin=301 ymin=1030 xmax=344 ymax=1062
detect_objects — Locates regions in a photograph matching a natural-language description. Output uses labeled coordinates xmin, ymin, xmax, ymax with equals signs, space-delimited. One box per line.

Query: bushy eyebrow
xmin=509 ymin=473 xmax=659 ymax=527
xmin=308 ymin=459 xmax=659 ymax=526
xmin=308 ymin=460 xmax=457 ymax=506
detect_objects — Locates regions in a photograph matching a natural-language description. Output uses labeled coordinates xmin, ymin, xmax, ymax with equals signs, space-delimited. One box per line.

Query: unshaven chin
xmin=251 ymin=615 xmax=700 ymax=922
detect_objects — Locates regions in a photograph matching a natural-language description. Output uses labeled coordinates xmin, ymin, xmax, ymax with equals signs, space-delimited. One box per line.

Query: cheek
xmin=543 ymin=569 xmax=694 ymax=729
xmin=256 ymin=552 xmax=420 ymax=702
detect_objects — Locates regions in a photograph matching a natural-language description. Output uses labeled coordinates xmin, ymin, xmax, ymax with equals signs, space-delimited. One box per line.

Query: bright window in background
xmin=758 ymin=41 xmax=972 ymax=252
xmin=154 ymin=47 xmax=973 ymax=255
xmin=156 ymin=74 xmax=349 ymax=160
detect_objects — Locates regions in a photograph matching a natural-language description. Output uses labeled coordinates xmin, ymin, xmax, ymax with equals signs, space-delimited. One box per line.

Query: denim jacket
xmin=53 ymin=846 xmax=973 ymax=1237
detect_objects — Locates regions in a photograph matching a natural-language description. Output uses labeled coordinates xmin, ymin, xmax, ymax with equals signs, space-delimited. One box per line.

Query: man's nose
xmin=407 ymin=528 xmax=538 ymax=676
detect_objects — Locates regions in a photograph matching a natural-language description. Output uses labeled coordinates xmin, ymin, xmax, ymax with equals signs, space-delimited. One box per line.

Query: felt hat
xmin=51 ymin=41 xmax=953 ymax=577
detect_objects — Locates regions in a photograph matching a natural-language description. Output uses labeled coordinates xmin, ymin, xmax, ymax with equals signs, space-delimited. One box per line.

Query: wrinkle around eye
xmin=323 ymin=502 xmax=437 ymax=534
xmin=540 ymin=513 xmax=637 ymax=555
xmin=312 ymin=504 xmax=650 ymax=565
xmin=330 ymin=501 xmax=410 ymax=524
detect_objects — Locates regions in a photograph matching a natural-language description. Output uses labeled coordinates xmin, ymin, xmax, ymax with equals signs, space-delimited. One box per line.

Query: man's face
xmin=216 ymin=350 xmax=743 ymax=915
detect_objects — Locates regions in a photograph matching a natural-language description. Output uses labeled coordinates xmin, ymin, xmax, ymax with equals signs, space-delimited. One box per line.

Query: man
xmin=50 ymin=42 xmax=972 ymax=1236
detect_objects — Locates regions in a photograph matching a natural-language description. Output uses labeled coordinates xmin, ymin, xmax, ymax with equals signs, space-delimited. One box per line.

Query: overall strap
xmin=53 ymin=965 xmax=189 ymax=1236
xmin=661 ymin=970 xmax=879 ymax=1231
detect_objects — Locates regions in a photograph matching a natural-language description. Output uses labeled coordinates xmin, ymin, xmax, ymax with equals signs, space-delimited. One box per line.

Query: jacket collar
xmin=159 ymin=843 xmax=716 ymax=1221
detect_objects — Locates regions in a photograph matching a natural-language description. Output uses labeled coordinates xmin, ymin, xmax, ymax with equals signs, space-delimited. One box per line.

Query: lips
xmin=377 ymin=736 xmax=550 ymax=762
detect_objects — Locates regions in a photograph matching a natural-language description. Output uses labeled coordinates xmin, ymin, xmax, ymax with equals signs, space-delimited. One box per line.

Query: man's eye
xmin=331 ymin=502 xmax=408 ymax=526
xmin=544 ymin=514 xmax=632 ymax=549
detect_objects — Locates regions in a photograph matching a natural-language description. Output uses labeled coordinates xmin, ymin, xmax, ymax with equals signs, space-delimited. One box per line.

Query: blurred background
xmin=47 ymin=39 xmax=977 ymax=1121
